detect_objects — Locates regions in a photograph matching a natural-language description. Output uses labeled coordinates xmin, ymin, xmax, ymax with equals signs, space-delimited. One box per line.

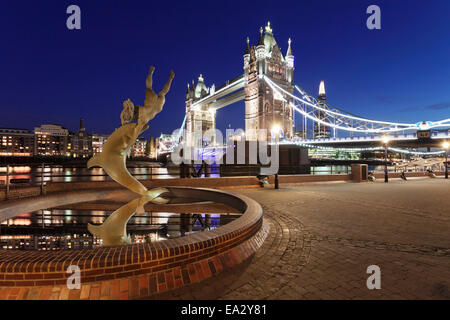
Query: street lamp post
xmin=382 ymin=136 xmax=390 ymax=183
xmin=271 ymin=124 xmax=281 ymax=189
xmin=443 ymin=141 xmax=449 ymax=179
xmin=275 ymin=171 xmax=279 ymax=189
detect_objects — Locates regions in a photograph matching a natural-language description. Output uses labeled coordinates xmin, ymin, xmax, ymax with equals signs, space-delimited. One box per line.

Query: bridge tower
xmin=185 ymin=75 xmax=216 ymax=147
xmin=244 ymin=22 xmax=295 ymax=141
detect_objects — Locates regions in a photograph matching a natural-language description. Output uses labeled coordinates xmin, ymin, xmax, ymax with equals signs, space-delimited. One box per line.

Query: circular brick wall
xmin=0 ymin=187 xmax=267 ymax=300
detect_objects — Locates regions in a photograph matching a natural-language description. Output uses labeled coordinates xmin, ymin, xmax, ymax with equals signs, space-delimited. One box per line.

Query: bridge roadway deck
xmin=152 ymin=178 xmax=450 ymax=299
xmin=286 ymin=130 xmax=450 ymax=148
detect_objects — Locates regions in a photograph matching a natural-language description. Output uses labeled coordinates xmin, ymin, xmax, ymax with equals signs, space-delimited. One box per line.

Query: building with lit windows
xmin=313 ymin=80 xmax=331 ymax=139
xmin=0 ymin=128 xmax=34 ymax=156
xmin=131 ymin=137 xmax=148 ymax=157
xmin=91 ymin=133 xmax=109 ymax=154
xmin=69 ymin=118 xmax=93 ymax=158
xmin=34 ymin=124 xmax=69 ymax=156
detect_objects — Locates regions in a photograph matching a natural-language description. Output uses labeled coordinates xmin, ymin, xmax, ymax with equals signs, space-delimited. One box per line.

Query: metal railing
xmin=370 ymin=163 xmax=447 ymax=173
xmin=0 ymin=163 xmax=177 ymax=200
xmin=1 ymin=162 xmax=354 ymax=201
xmin=310 ymin=165 xmax=350 ymax=175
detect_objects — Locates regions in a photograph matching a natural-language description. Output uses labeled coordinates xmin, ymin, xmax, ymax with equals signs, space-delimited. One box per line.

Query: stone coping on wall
xmin=1 ymin=174 xmax=355 ymax=202
xmin=44 ymin=174 xmax=353 ymax=193
xmin=373 ymin=171 xmax=445 ymax=179
xmin=0 ymin=187 xmax=264 ymax=299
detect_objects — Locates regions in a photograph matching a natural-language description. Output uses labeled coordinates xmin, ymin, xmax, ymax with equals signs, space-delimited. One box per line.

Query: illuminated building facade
xmin=0 ymin=128 xmax=34 ymax=156
xmin=131 ymin=137 xmax=148 ymax=157
xmin=91 ymin=133 xmax=108 ymax=154
xmin=34 ymin=124 xmax=69 ymax=156
xmin=69 ymin=118 xmax=93 ymax=158
xmin=313 ymin=80 xmax=331 ymax=139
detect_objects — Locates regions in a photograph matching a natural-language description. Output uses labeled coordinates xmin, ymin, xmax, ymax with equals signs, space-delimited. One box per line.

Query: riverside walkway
xmin=153 ymin=178 xmax=450 ymax=300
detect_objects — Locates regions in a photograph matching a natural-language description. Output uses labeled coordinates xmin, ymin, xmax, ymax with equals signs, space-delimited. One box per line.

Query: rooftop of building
xmin=34 ymin=124 xmax=69 ymax=130
xmin=0 ymin=128 xmax=33 ymax=134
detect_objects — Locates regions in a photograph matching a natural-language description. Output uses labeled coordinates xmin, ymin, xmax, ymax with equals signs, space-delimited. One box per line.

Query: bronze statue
xmin=87 ymin=67 xmax=174 ymax=246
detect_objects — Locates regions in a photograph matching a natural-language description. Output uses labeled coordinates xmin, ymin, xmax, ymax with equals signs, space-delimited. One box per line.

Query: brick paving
xmin=154 ymin=178 xmax=450 ymax=300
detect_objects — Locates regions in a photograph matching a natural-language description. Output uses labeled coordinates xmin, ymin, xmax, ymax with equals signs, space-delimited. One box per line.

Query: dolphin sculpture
xmin=87 ymin=188 xmax=169 ymax=246
xmin=87 ymin=120 xmax=148 ymax=195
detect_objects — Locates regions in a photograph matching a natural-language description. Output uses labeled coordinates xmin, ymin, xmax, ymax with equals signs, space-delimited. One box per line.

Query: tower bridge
xmin=185 ymin=22 xmax=295 ymax=145
xmin=181 ymin=22 xmax=450 ymax=151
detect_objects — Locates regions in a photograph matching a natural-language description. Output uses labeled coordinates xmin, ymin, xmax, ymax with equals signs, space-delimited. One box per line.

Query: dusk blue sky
xmin=1 ymin=0 xmax=449 ymax=138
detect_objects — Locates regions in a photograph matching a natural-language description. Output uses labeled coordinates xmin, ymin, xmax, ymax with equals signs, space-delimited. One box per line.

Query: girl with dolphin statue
xmin=87 ymin=66 xmax=175 ymax=246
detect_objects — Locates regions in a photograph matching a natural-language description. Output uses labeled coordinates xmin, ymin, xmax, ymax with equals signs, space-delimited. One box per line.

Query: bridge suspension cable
xmin=263 ymin=75 xmax=450 ymax=134
xmin=175 ymin=115 xmax=187 ymax=143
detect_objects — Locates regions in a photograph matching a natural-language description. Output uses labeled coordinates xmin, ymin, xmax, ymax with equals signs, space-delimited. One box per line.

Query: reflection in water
xmin=0 ymin=163 xmax=222 ymax=185
xmin=86 ymin=191 xmax=169 ymax=246
xmin=0 ymin=163 xmax=184 ymax=185
xmin=0 ymin=208 xmax=239 ymax=250
xmin=0 ymin=166 xmax=32 ymax=185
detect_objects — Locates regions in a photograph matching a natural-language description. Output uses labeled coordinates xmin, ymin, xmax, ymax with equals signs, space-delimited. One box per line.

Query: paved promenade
xmin=153 ymin=178 xmax=450 ymax=300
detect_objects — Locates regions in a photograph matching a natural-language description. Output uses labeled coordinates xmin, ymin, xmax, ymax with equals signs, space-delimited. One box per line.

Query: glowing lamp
xmin=443 ymin=141 xmax=449 ymax=150
xmin=271 ymin=124 xmax=281 ymax=135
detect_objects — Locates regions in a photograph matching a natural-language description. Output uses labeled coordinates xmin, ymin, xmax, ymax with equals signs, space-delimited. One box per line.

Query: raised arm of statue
xmin=143 ymin=67 xmax=174 ymax=105
xmin=138 ymin=67 xmax=175 ymax=126
xmin=158 ymin=70 xmax=175 ymax=97
xmin=144 ymin=66 xmax=157 ymax=106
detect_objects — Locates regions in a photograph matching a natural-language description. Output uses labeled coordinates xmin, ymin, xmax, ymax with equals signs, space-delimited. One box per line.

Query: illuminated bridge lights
xmin=263 ymin=75 xmax=450 ymax=134
xmin=171 ymin=74 xmax=449 ymax=152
